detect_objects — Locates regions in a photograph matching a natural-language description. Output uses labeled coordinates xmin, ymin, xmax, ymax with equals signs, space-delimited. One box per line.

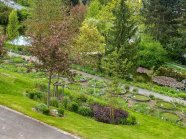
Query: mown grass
xmin=0 ymin=67 xmax=186 ymax=139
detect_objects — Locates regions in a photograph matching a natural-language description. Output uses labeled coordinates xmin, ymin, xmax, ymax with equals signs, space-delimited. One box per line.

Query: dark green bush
xmin=26 ymin=89 xmax=43 ymax=100
xmin=35 ymin=103 xmax=49 ymax=115
xmin=75 ymin=94 xmax=87 ymax=103
xmin=125 ymin=85 xmax=130 ymax=92
xmin=178 ymin=93 xmax=186 ymax=100
xmin=61 ymin=96 xmax=71 ymax=108
xmin=132 ymin=88 xmax=139 ymax=94
xmin=120 ymin=115 xmax=137 ymax=125
xmin=50 ymin=97 xmax=59 ymax=107
xmin=78 ymin=106 xmax=93 ymax=117
xmin=68 ymin=101 xmax=79 ymax=112
xmin=57 ymin=107 xmax=64 ymax=117
xmin=137 ymin=35 xmax=167 ymax=68
xmin=34 ymin=82 xmax=47 ymax=91
xmin=149 ymin=94 xmax=155 ymax=100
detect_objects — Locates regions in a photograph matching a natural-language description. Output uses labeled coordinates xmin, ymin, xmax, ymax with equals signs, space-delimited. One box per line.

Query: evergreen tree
xmin=141 ymin=0 xmax=183 ymax=45
xmin=103 ymin=0 xmax=139 ymax=79
xmin=142 ymin=0 xmax=185 ymax=63
xmin=7 ymin=10 xmax=19 ymax=39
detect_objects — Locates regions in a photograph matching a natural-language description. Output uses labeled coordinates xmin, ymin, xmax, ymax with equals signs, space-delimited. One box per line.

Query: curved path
xmin=0 ymin=105 xmax=78 ymax=139
xmin=72 ymin=70 xmax=186 ymax=106
xmin=7 ymin=51 xmax=186 ymax=106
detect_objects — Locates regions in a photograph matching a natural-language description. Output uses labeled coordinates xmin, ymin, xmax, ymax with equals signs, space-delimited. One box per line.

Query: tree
xmin=103 ymin=0 xmax=139 ymax=79
xmin=7 ymin=10 xmax=20 ymax=39
xmin=141 ymin=0 xmax=182 ymax=43
xmin=86 ymin=0 xmax=102 ymax=18
xmin=137 ymin=35 xmax=167 ymax=68
xmin=27 ymin=0 xmax=74 ymax=107
xmin=0 ymin=35 xmax=6 ymax=57
xmin=70 ymin=4 xmax=87 ymax=33
xmin=73 ymin=21 xmax=106 ymax=69
xmin=165 ymin=0 xmax=186 ymax=64
xmin=0 ymin=3 xmax=11 ymax=33
xmin=141 ymin=0 xmax=184 ymax=62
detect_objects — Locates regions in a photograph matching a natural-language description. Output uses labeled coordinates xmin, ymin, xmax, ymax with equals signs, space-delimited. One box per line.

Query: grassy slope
xmin=0 ymin=68 xmax=186 ymax=139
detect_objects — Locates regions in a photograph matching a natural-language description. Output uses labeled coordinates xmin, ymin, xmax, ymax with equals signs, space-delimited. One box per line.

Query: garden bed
xmin=131 ymin=94 xmax=150 ymax=102
xmin=160 ymin=111 xmax=180 ymax=123
xmin=156 ymin=101 xmax=176 ymax=110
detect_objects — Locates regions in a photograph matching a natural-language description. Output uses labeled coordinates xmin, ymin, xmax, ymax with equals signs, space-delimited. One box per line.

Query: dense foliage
xmin=137 ymin=35 xmax=167 ymax=68
xmin=92 ymin=104 xmax=129 ymax=124
xmin=7 ymin=10 xmax=19 ymax=39
xmin=142 ymin=0 xmax=186 ymax=64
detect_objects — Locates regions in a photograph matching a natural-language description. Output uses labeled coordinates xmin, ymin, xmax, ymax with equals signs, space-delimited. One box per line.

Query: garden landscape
xmin=0 ymin=0 xmax=186 ymax=139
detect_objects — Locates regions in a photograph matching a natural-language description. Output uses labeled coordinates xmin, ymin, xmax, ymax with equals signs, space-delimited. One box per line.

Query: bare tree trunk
xmin=47 ymin=71 xmax=52 ymax=108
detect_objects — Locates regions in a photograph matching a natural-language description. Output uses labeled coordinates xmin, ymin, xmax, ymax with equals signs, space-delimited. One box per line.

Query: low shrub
xmin=132 ymin=103 xmax=151 ymax=114
xmin=26 ymin=89 xmax=43 ymax=100
xmin=35 ymin=103 xmax=49 ymax=115
xmin=68 ymin=101 xmax=79 ymax=112
xmin=50 ymin=97 xmax=59 ymax=107
xmin=92 ymin=104 xmax=128 ymax=124
xmin=120 ymin=115 xmax=137 ymax=125
xmin=132 ymin=88 xmax=139 ymax=94
xmin=57 ymin=107 xmax=64 ymax=117
xmin=75 ymin=94 xmax=87 ymax=103
xmin=156 ymin=67 xmax=186 ymax=81
xmin=61 ymin=96 xmax=71 ymax=108
xmin=178 ymin=93 xmax=186 ymax=100
xmin=78 ymin=106 xmax=93 ymax=117
xmin=125 ymin=85 xmax=130 ymax=92
xmin=149 ymin=94 xmax=155 ymax=100
xmin=34 ymin=82 xmax=47 ymax=91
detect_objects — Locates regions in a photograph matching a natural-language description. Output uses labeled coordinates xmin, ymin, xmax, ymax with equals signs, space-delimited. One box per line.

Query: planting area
xmin=0 ymin=56 xmax=186 ymax=138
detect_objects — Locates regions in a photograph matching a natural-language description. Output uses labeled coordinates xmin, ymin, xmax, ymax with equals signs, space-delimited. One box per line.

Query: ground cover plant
xmin=131 ymin=94 xmax=150 ymax=102
xmin=0 ymin=56 xmax=186 ymax=139
xmin=156 ymin=101 xmax=176 ymax=110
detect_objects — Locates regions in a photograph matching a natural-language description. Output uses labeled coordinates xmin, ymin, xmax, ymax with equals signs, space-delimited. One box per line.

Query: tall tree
xmin=7 ymin=10 xmax=19 ymax=39
xmin=27 ymin=0 xmax=74 ymax=107
xmin=103 ymin=0 xmax=139 ymax=79
xmin=0 ymin=3 xmax=11 ymax=33
xmin=142 ymin=0 xmax=186 ymax=61
xmin=74 ymin=21 xmax=106 ymax=69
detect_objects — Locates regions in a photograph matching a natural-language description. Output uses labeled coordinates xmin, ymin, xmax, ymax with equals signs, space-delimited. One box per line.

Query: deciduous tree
xmin=27 ymin=0 xmax=74 ymax=107
xmin=103 ymin=0 xmax=139 ymax=79
xmin=74 ymin=21 xmax=106 ymax=69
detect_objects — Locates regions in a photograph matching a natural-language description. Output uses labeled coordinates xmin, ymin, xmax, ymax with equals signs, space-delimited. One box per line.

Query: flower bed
xmin=161 ymin=112 xmax=180 ymax=123
xmin=131 ymin=94 xmax=150 ymax=102
xmin=156 ymin=101 xmax=176 ymax=110
xmin=91 ymin=104 xmax=129 ymax=124
xmin=152 ymin=76 xmax=184 ymax=89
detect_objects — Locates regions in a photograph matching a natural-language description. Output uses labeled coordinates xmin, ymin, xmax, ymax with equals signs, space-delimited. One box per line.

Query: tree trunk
xmin=47 ymin=72 xmax=52 ymax=108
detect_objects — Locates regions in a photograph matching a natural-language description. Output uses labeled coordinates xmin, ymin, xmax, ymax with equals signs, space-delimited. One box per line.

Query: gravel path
xmin=0 ymin=0 xmax=24 ymax=10
xmin=7 ymin=51 xmax=186 ymax=106
xmin=0 ymin=105 xmax=78 ymax=139
xmin=72 ymin=70 xmax=186 ymax=106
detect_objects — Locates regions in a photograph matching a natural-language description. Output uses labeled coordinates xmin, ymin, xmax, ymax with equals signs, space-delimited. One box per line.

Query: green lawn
xmin=0 ymin=68 xmax=186 ymax=139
